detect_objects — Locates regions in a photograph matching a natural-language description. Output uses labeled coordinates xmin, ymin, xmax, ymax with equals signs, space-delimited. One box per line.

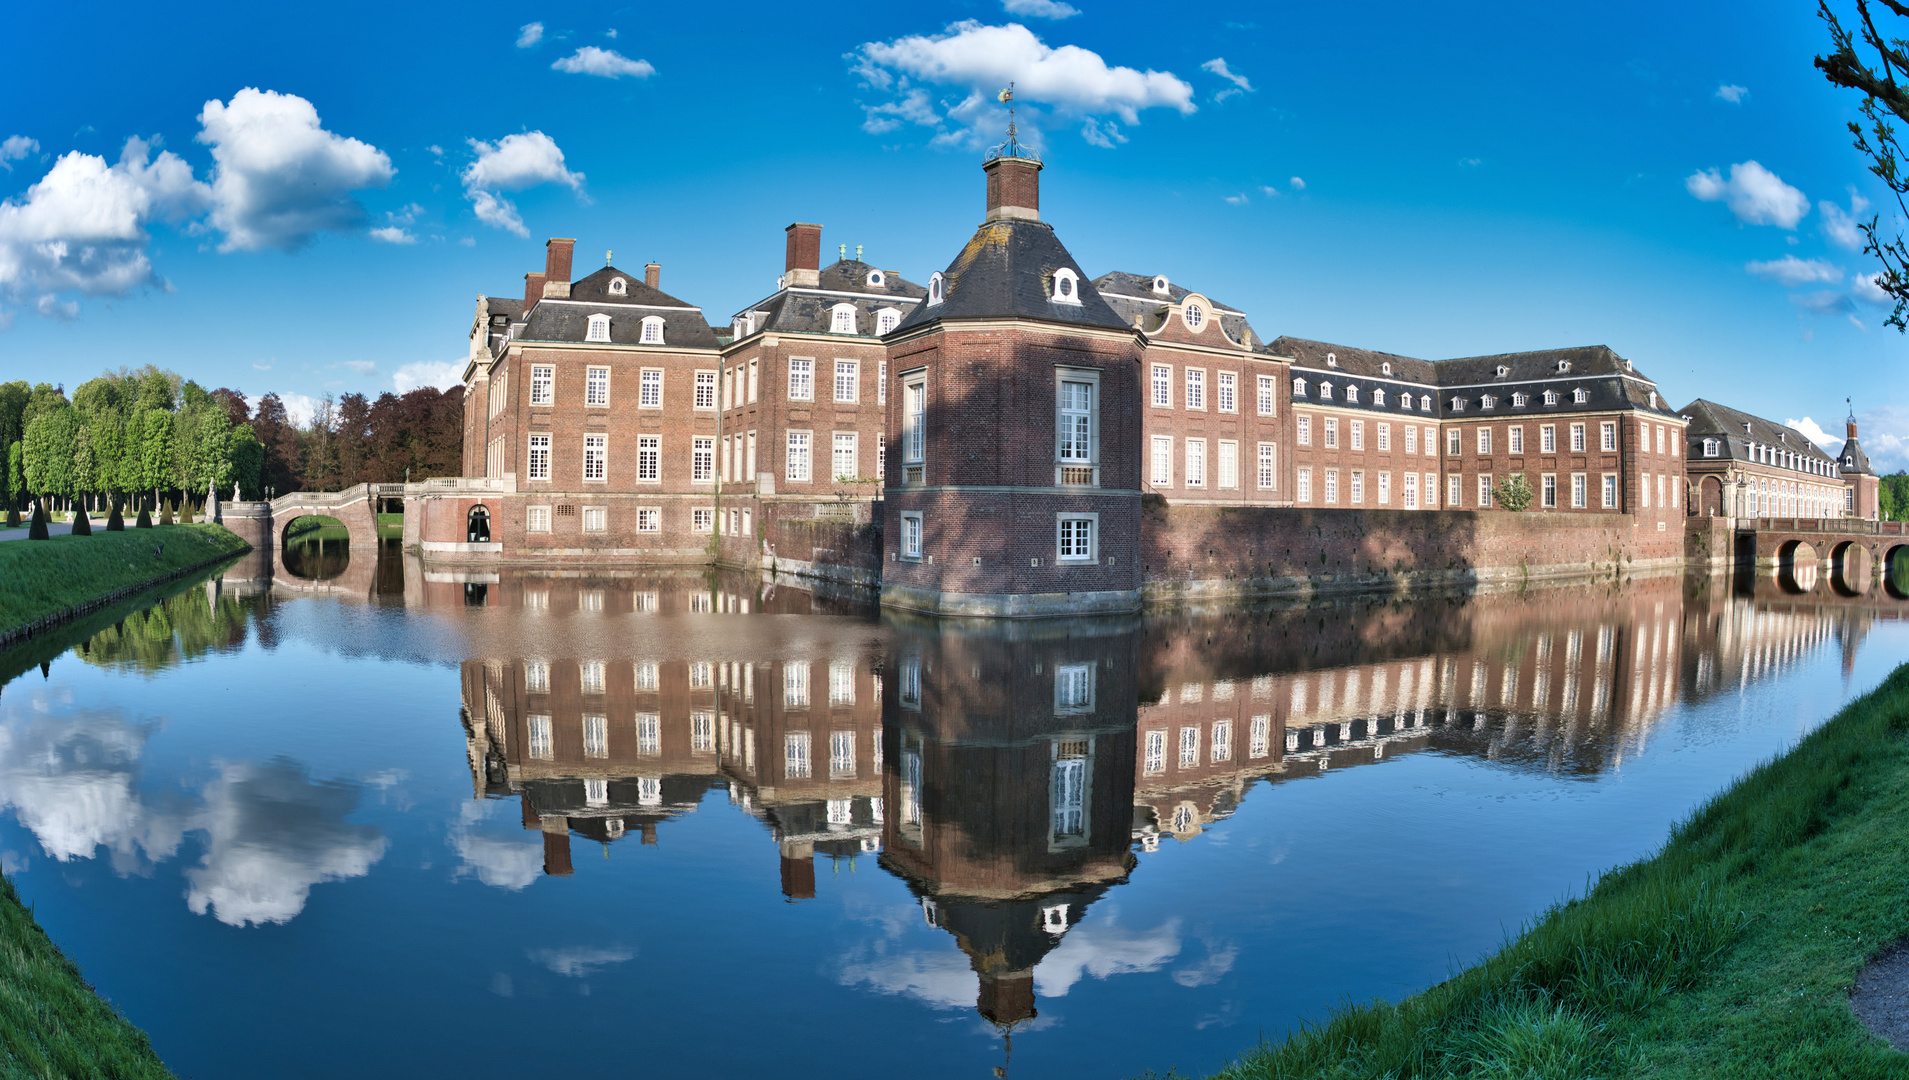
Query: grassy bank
xmin=0 ymin=876 xmax=174 ymax=1078
xmin=1192 ymin=660 xmax=1909 ymax=1080
xmin=0 ymin=524 xmax=249 ymax=641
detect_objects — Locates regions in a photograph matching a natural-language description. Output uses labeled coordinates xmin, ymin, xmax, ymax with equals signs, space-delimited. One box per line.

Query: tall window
xmin=1055 ymin=664 xmax=1094 ymax=712
xmin=1297 ymin=467 xmax=1313 ymax=502
xmin=1601 ymin=422 xmax=1617 ymax=453
xmin=1324 ymin=468 xmax=1339 ymax=504
xmin=1145 ymin=730 xmax=1165 ymax=774
xmin=583 ymin=715 xmax=608 ymax=758
xmin=1570 ymin=423 xmax=1586 ymax=452
xmin=1151 ymin=436 xmax=1173 ymax=487
xmin=527 ymin=434 xmax=551 ymax=480
xmin=636 ymin=714 xmax=660 ymax=755
xmin=1403 ymin=471 xmax=1420 ymax=508
xmin=1179 ymin=726 xmax=1200 ymax=768
xmin=878 ymin=362 xmax=887 ymax=405
xmin=1051 ymin=741 xmax=1087 ymax=840
xmin=1351 ymin=420 xmax=1364 ymax=451
xmin=1350 ymin=470 xmax=1365 ymax=504
xmin=903 ymin=377 xmax=926 ymax=465
xmin=1185 ymin=369 xmax=1206 ymax=410
xmin=637 ymin=436 xmax=660 ymax=482
xmin=1541 ymin=473 xmax=1557 ymax=508
xmin=1058 ymin=379 xmax=1094 ymax=466
xmin=1477 ymin=427 xmax=1492 ymax=454
xmin=1217 ymin=440 xmax=1239 ymax=489
xmin=1217 ymin=372 xmax=1237 ymax=413
xmin=1185 ymin=438 xmax=1206 ymax=487
xmin=1478 ymin=474 xmax=1494 ymax=507
xmin=1377 ymin=423 xmax=1391 ymax=452
xmin=1057 ymin=515 xmax=1095 ymax=561
xmin=530 ymin=364 xmax=554 ymax=406
xmin=1571 ymin=473 xmax=1587 ymax=508
xmin=1324 ymin=418 xmax=1338 ymax=449
xmin=1447 ymin=429 xmax=1461 ymax=455
xmin=583 ymin=434 xmax=606 ymax=481
xmin=1258 ymin=374 xmax=1276 ymax=416
xmin=832 ymin=432 xmax=858 ymax=481
xmin=1449 ymin=474 xmax=1462 ymax=506
xmin=1257 ymin=443 xmax=1276 ymax=490
xmin=528 ymin=715 xmax=553 ymax=759
xmin=788 ymin=359 xmax=814 ymax=401
xmin=640 ymin=369 xmax=663 ymax=408
xmin=830 ymin=730 xmax=856 ymax=778
xmin=692 ymin=437 xmax=714 ymax=482
xmin=900 ymin=513 xmax=922 ymax=558
xmin=748 ymin=359 xmax=759 ymax=402
xmin=1297 ymin=415 xmax=1312 ymax=446
xmin=829 ymin=305 xmax=856 ymax=334
xmin=786 ymin=431 xmax=812 ymax=482
xmin=1509 ymin=426 xmax=1524 ymax=454
xmin=694 ymin=370 xmax=716 ymax=409
xmin=785 ymin=732 xmax=812 ymax=778
xmin=1540 ymin=424 xmax=1555 ymax=453
xmin=834 ymin=360 xmax=859 ymax=402
xmin=1406 ymin=426 xmax=1418 ymax=454
xmin=1151 ymin=364 xmax=1172 ymax=407
xmin=586 ymin=366 xmax=610 ymax=406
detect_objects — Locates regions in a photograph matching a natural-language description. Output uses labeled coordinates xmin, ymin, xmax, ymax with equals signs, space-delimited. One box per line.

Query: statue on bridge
xmin=233 ymin=481 xmax=242 ymax=503
xmin=206 ymin=479 xmax=222 ymax=525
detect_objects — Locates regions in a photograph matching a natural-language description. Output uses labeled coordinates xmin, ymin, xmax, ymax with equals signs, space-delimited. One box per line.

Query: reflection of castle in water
xmin=444 ymin=569 xmax=1896 ymax=1025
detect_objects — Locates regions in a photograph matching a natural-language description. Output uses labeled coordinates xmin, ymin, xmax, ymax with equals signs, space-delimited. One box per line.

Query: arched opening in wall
xmin=1829 ymin=540 xmax=1872 ymax=597
xmin=1701 ymin=476 xmax=1723 ymax=517
xmin=1776 ymin=539 xmax=1817 ymax=595
xmin=1885 ymin=545 xmax=1909 ymax=600
xmin=280 ymin=514 xmax=349 ymax=581
xmin=468 ymin=505 xmax=491 ymax=543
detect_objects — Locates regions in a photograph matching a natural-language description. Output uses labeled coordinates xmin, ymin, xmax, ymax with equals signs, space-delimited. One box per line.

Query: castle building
xmin=1837 ymin=413 xmax=1882 ymax=521
xmin=1679 ymin=399 xmax=1848 ymax=519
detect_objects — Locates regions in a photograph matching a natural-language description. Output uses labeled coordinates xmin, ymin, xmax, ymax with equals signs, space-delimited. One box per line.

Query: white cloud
xmin=1202 ymin=58 xmax=1252 ymax=102
xmin=450 ymin=801 xmax=542 ymax=890
xmin=852 ymin=21 xmax=1194 ymax=148
xmin=605 ymin=28 xmax=618 ymax=38
xmin=392 ymin=359 xmax=465 ymax=393
xmin=1002 ymin=0 xmax=1080 ymax=18
xmin=1784 ymin=415 xmax=1841 ymax=452
xmin=1745 ymin=255 xmax=1841 ymax=286
xmin=341 ymin=359 xmax=377 ymax=375
xmin=427 ymin=144 xmax=444 ymax=159
xmin=1259 ymin=185 xmax=1279 ymax=196
xmin=461 ymin=131 xmax=585 ymax=237
xmin=1172 ymin=940 xmax=1239 ymax=988
xmin=528 ymin=945 xmax=636 ymax=977
xmin=368 ymin=226 xmax=414 ymax=244
xmin=197 ymin=88 xmax=395 ymax=252
xmin=551 ymin=47 xmax=656 ymax=79
xmin=1289 ymin=176 xmax=1305 ymax=191
xmin=838 ymin=946 xmax=978 ymax=1010
xmin=516 ymin=21 xmax=544 ymax=47
xmin=0 ymin=136 xmax=208 ymax=307
xmin=1034 ymin=913 xmax=1182 ymax=997
xmin=1820 ymin=189 xmax=1871 ymax=252
xmin=862 ymin=88 xmax=941 ymax=134
xmin=1853 ymin=270 xmax=1893 ymax=306
xmin=1715 ymin=83 xmax=1748 ymax=103
xmin=0 ymin=708 xmax=184 ymax=870
xmin=0 ymin=136 xmax=38 ymax=170
xmin=251 ymin=362 xmax=271 ymax=371
xmin=1685 ymin=160 xmax=1808 ymax=229
xmin=1224 ymin=192 xmax=1248 ymax=205
xmin=1081 ymin=117 xmax=1127 ymax=147
xmin=183 ymin=760 xmax=387 ymax=927
xmin=1851 ymin=404 xmax=1909 ymax=471
xmin=36 ymin=294 xmax=78 ymax=320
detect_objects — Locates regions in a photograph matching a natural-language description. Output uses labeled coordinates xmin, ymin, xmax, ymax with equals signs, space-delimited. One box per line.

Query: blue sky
xmin=2 ymin=0 xmax=1903 ymax=468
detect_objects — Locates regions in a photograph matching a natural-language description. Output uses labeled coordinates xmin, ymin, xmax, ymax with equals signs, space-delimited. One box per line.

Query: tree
xmin=22 ymin=406 xmax=77 ymax=504
xmin=5 ymin=441 xmax=21 ymax=512
xmin=230 ymin=424 xmax=264 ymax=499
xmin=140 ymin=410 xmax=174 ymax=505
xmin=0 ymin=381 xmax=29 ymax=454
xmin=251 ymin=393 xmax=303 ymax=493
xmin=1817 ymin=1 xmax=1909 ymax=330
xmin=1493 ymin=473 xmax=1535 ymax=512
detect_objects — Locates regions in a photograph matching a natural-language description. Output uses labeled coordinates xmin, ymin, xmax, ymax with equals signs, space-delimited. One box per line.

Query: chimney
xmin=541 ymin=828 xmax=573 ymax=876
xmin=983 ymin=156 xmax=1042 ymax=223
xmin=779 ymin=838 xmax=816 ymax=899
xmin=1848 ymin=418 xmax=1860 ymax=439
xmin=784 ymin=223 xmax=822 ymax=288
xmin=977 ymin=971 xmax=1037 ymax=1024
xmin=543 ymin=238 xmax=575 ymax=299
xmin=644 ymin=262 xmax=661 ymax=290
xmin=523 ymin=271 xmax=546 ymax=311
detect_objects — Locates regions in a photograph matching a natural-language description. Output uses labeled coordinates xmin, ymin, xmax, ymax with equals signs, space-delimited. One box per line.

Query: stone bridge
xmin=262 ymin=483 xmax=403 ymax=555
xmin=1740 ymin=517 xmax=1909 ymax=599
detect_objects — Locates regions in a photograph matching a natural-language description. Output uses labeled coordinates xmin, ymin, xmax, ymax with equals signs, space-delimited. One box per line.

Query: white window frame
xmin=1257 ymin=442 xmax=1277 ymax=490
xmin=637 ymin=435 xmax=660 ymax=483
xmin=586 ymin=314 xmax=610 ymax=343
xmin=694 ymin=370 xmax=717 ymax=410
xmin=1217 ymin=371 xmax=1238 ymax=413
xmin=583 ymin=434 xmax=606 ymax=482
xmin=788 ymin=358 xmax=814 ymax=401
xmin=692 ymin=437 xmax=714 ymax=483
xmin=1185 ymin=368 xmax=1206 ymax=411
xmin=527 ymin=434 xmax=551 ymax=481
xmin=1051 ymin=267 xmax=1082 ymax=305
xmin=1151 ymin=435 xmax=1173 ymax=487
xmin=1258 ymin=374 xmax=1277 ymax=416
xmin=527 ymin=505 xmax=551 ymax=533
xmin=1151 ymin=364 xmax=1172 ymax=408
xmin=1217 ymin=439 xmax=1239 ymax=489
xmin=1056 ymin=369 xmax=1100 ymax=484
xmin=834 ymin=359 xmax=859 ymax=403
xmin=786 ymin=430 xmax=812 ymax=483
xmin=582 ymin=506 xmax=607 ymax=532
xmin=1056 ymin=513 xmax=1098 ymax=563
xmin=640 ymin=316 xmax=665 ymax=344
xmin=1297 ymin=467 xmax=1313 ymax=502
xmin=586 ymin=365 xmax=610 ymax=406
xmin=636 ymin=508 xmax=660 ymax=532
xmin=902 ymin=372 xmax=926 ymax=468
xmin=639 ymin=368 xmax=663 ymax=409
xmin=529 ymin=364 xmax=554 ymax=406
xmin=829 ymin=303 xmax=857 ymax=334
xmin=1185 ymin=437 xmax=1207 ymax=488
xmin=832 ymin=431 xmax=858 ymax=482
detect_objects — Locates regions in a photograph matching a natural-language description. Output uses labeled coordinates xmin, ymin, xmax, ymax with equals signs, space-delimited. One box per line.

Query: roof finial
xmin=855 ymin=244 xmax=863 ymax=261
xmin=986 ymin=83 xmax=1034 ymax=162
xmin=1848 ymin=396 xmax=1855 ymax=423
xmin=839 ymin=243 xmax=846 ymax=261
xmin=605 ymin=249 xmax=613 ymax=266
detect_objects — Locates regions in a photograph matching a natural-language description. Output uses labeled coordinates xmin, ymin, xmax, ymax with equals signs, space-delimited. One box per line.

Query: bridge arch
xmin=1885 ymin=544 xmax=1909 ymax=601
xmin=1775 ymin=539 xmax=1817 ymax=595
xmin=1828 ymin=540 xmax=1872 ymax=597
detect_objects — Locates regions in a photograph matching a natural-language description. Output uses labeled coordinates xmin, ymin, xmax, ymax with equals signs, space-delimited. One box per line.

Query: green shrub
xmin=70 ymin=507 xmax=91 ymax=536
xmin=106 ymin=500 xmax=124 ymax=531
xmin=27 ymin=502 xmax=48 ymax=541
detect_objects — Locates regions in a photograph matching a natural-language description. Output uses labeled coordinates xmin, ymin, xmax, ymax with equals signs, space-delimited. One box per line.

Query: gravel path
xmin=1852 ymin=941 xmax=1909 ymax=1051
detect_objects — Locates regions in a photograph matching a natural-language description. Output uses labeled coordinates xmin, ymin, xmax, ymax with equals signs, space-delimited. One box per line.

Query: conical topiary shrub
xmin=71 ymin=507 xmax=91 ymax=536
xmin=159 ymin=500 xmax=174 ymax=526
xmin=106 ymin=499 xmax=124 ymax=531
xmin=135 ymin=497 xmax=153 ymax=529
xmin=4 ymin=506 xmax=17 ymax=528
xmin=181 ymin=501 xmax=195 ymax=525
xmin=28 ymin=502 xmax=49 ymax=540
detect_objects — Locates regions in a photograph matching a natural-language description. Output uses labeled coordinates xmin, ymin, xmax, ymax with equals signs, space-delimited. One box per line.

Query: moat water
xmin=1 ymin=541 xmax=1904 ymax=1079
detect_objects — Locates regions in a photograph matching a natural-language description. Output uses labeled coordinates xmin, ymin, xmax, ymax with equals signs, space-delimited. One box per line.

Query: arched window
xmin=467 ymin=505 xmax=491 ymax=543
xmin=876 ymin=307 xmax=901 ymax=335
xmin=1542 ymin=389 xmax=1559 ymax=406
xmin=640 ymin=316 xmax=665 ymax=344
xmin=1702 ymin=438 xmax=1718 ymax=457
xmin=1051 ymin=267 xmax=1082 ymax=305
xmin=1512 ymin=392 xmax=1527 ymax=407
xmin=829 ymin=303 xmax=858 ymax=334
xmin=608 ymin=277 xmax=627 ymax=296
xmin=1183 ymin=302 xmax=1205 ymax=330
xmin=928 ymin=272 xmax=944 ymax=306
xmin=1451 ymin=397 xmax=1466 ymax=412
xmin=1293 ymin=377 xmax=1308 ymax=397
xmin=866 ymin=270 xmax=886 ymax=287
xmin=1481 ymin=394 xmax=1496 ymax=409
xmin=586 ymin=314 xmax=611 ymax=342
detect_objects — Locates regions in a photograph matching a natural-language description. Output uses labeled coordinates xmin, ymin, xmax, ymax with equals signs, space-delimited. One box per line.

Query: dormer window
xmin=1183 ymin=302 xmax=1205 ymax=330
xmin=1481 ymin=394 xmax=1496 ymax=409
xmin=586 ymin=314 xmax=611 ymax=342
xmin=1496 ymin=365 xmax=1510 ymax=377
xmin=608 ymin=277 xmax=627 ymax=296
xmin=1512 ymin=392 xmax=1527 ymax=407
xmin=1152 ymin=275 xmax=1170 ymax=296
xmin=1556 ymin=360 xmax=1572 ymax=373
xmin=1052 ymin=267 xmax=1082 ymax=306
xmin=1420 ymin=394 xmax=1432 ymax=411
xmin=1381 ymin=362 xmax=1392 ymax=376
xmin=1325 ymin=352 xmax=1338 ymax=367
xmin=875 ymin=307 xmax=901 ymax=335
xmin=1572 ymin=388 xmax=1590 ymax=404
xmin=829 ymin=303 xmax=858 ymax=334
xmin=1542 ymin=390 xmax=1559 ymax=406
xmin=1703 ymin=438 xmax=1719 ymax=457
xmin=866 ymin=270 xmax=886 ymax=288
xmin=1345 ymin=385 xmax=1359 ymax=403
xmin=1451 ymin=397 xmax=1466 ymax=412
xmin=928 ymin=272 xmax=944 ymax=306
xmin=1373 ymin=388 xmax=1386 ymax=406
xmin=1648 ymin=391 xmax=1658 ymax=408
xmin=1293 ymin=377 xmax=1308 ymax=397
xmin=1624 ymin=359 xmax=1635 ymax=372
xmin=640 ymin=316 xmax=665 ymax=344
xmin=1319 ymin=381 xmax=1333 ymax=400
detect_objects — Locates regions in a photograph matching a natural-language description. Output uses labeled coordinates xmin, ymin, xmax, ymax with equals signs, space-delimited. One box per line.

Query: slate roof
xmin=517 ymin=271 xmax=721 ymax=350
xmin=893 ymin=220 xmax=1132 ymax=334
xmin=1678 ymin=399 xmax=1839 ymax=466
xmin=1092 ymin=271 xmax=1260 ymax=348
xmin=1270 ymin=337 xmax=1441 ymax=384
xmin=730 ymin=259 xmax=927 ymax=338
xmin=816 ymin=259 xmax=928 ymax=299
xmin=569 ymin=265 xmax=698 ymax=308
xmin=483 ymin=297 xmax=525 ymax=322
xmin=1841 ymin=431 xmax=1875 ymax=475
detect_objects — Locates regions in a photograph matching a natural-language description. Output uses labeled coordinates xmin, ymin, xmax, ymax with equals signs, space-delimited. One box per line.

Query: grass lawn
xmin=0 ymin=524 xmax=249 ymax=640
xmin=1189 ymin=660 xmax=1909 ymax=1080
xmin=281 ymin=514 xmax=343 ymax=540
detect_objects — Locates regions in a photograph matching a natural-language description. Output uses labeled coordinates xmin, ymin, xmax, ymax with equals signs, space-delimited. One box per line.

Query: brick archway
xmin=268 ymin=483 xmax=388 ymax=567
